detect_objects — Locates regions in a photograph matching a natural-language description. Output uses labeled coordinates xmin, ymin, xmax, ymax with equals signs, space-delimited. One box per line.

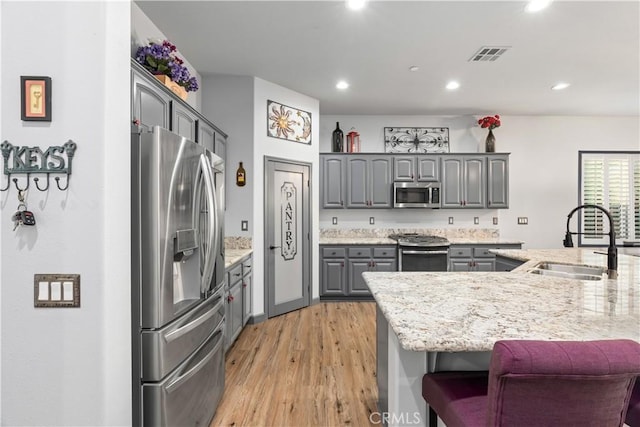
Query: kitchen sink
xmin=528 ymin=262 xmax=606 ymax=281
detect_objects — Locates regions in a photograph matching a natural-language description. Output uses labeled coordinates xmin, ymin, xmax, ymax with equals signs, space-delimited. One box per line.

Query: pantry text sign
xmin=280 ymin=182 xmax=297 ymax=260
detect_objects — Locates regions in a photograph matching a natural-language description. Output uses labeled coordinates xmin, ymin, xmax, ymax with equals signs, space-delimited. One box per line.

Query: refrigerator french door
xmin=132 ymin=126 xmax=225 ymax=427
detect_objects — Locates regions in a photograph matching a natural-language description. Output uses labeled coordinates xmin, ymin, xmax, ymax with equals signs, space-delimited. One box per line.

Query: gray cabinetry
xmin=346 ymin=156 xmax=392 ymax=208
xmin=172 ymin=102 xmax=198 ymax=141
xmin=449 ymin=244 xmax=522 ymax=271
xmin=225 ymin=253 xmax=253 ymax=352
xmin=242 ymin=257 xmax=252 ymax=326
xmin=321 ymin=245 xmax=396 ymax=298
xmin=321 ymin=247 xmax=347 ymax=297
xmin=487 ymin=155 xmax=509 ymax=208
xmin=132 ymin=61 xmax=228 ymax=159
xmin=321 ymin=155 xmax=346 ymax=209
xmin=132 ymin=69 xmax=171 ymax=132
xmin=198 ymin=120 xmax=216 ymax=153
xmin=495 ymin=255 xmax=525 ymax=272
xmin=393 ymin=156 xmax=439 ymax=182
xmin=442 ymin=156 xmax=486 ymax=208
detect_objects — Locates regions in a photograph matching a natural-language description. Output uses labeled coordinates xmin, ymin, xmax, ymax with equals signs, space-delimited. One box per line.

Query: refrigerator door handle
xmin=199 ymin=154 xmax=218 ymax=295
xmin=164 ymin=296 xmax=224 ymax=343
xmin=166 ymin=324 xmax=224 ymax=394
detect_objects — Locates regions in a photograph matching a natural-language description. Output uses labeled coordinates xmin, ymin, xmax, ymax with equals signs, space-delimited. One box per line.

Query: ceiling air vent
xmin=469 ymin=46 xmax=511 ymax=62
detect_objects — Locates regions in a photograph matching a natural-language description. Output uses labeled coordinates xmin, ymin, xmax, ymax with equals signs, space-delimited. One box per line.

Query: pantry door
xmin=265 ymin=158 xmax=310 ymax=317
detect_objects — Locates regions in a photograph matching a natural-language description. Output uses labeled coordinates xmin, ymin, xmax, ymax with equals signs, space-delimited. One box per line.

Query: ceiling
xmin=135 ymin=1 xmax=639 ymax=116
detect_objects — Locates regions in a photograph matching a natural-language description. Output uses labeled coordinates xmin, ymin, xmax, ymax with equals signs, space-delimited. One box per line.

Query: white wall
xmin=320 ymin=115 xmax=640 ymax=248
xmin=201 ymin=74 xmax=254 ymax=237
xmin=253 ymin=78 xmax=320 ymax=311
xmin=131 ymin=2 xmax=202 ymax=110
xmin=1 ymin=2 xmax=131 ymax=426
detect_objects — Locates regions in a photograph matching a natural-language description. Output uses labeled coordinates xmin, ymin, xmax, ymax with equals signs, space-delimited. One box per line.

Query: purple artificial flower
xmin=134 ymin=39 xmax=199 ymax=92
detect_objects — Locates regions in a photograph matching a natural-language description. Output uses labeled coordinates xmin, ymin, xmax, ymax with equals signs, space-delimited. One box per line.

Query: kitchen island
xmin=363 ymin=248 xmax=640 ymax=426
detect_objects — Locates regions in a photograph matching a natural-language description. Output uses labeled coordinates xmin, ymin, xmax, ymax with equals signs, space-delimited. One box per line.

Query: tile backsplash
xmin=319 ymin=227 xmax=499 ymax=240
xmin=224 ymin=236 xmax=252 ymax=249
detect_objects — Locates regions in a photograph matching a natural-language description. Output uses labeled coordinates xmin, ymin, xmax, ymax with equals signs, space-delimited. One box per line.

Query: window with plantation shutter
xmin=579 ymin=151 xmax=640 ymax=246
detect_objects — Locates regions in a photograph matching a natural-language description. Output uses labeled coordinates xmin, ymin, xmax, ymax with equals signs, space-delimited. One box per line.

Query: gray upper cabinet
xmin=132 ymin=69 xmax=171 ymax=132
xmin=346 ymin=156 xmax=392 ymax=208
xmin=172 ymin=103 xmax=198 ymax=141
xmin=198 ymin=120 xmax=216 ymax=152
xmin=441 ymin=156 xmax=486 ymax=208
xmin=321 ymin=155 xmax=345 ymax=208
xmin=393 ymin=156 xmax=439 ymax=182
xmin=487 ymin=155 xmax=509 ymax=208
xmin=214 ymin=131 xmax=226 ymax=162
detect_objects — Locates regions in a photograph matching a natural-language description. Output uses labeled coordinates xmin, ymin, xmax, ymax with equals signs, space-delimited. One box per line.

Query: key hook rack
xmin=0 ymin=140 xmax=77 ymax=192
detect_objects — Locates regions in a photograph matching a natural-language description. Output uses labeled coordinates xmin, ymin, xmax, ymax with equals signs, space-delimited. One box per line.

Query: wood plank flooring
xmin=210 ymin=302 xmax=379 ymax=427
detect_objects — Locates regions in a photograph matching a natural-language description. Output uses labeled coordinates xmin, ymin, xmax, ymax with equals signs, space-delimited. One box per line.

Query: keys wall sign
xmin=0 ymin=140 xmax=77 ymax=191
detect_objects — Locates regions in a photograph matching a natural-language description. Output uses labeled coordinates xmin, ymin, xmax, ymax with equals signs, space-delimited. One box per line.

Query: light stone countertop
xmin=319 ymin=237 xmax=523 ymax=246
xmin=225 ymin=248 xmax=253 ymax=269
xmin=319 ymin=237 xmax=398 ymax=245
xmin=364 ymin=248 xmax=640 ymax=353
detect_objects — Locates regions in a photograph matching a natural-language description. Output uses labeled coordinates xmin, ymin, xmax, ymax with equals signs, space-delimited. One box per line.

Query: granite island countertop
xmin=363 ymin=248 xmax=640 ymax=353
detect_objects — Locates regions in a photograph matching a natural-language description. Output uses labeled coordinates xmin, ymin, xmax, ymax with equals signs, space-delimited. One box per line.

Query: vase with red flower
xmin=477 ymin=114 xmax=501 ymax=152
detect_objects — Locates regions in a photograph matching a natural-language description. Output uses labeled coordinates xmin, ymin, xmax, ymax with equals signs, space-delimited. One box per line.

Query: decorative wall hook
xmin=0 ymin=140 xmax=77 ymax=192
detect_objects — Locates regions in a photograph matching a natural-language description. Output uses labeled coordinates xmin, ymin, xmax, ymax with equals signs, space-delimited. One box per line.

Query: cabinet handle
xmin=341 ymin=262 xmax=344 ymax=267
xmin=234 ymin=273 xmax=241 ymax=277
xmin=269 ymin=245 xmax=281 ymax=250
xmin=372 ymin=261 xmax=376 ymax=267
xmin=331 ymin=251 xmax=336 ymax=255
xmin=242 ymin=283 xmax=247 ymax=288
xmin=227 ymin=295 xmax=234 ymax=302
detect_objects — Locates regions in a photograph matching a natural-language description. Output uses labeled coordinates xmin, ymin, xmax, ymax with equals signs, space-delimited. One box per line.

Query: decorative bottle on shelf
xmin=332 ymin=122 xmax=344 ymax=152
xmin=236 ymin=162 xmax=246 ymax=187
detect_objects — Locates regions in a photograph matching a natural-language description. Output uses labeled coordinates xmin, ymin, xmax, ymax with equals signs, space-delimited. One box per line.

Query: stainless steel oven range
xmin=389 ymin=233 xmax=450 ymax=272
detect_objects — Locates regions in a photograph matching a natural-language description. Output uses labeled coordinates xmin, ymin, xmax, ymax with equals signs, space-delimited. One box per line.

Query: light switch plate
xmin=448 ymin=217 xmax=454 ymax=225
xmin=493 ymin=217 xmax=499 ymax=225
xmin=241 ymin=220 xmax=248 ymax=231
xmin=474 ymin=217 xmax=479 ymax=225
xmin=34 ymin=274 xmax=80 ymax=308
xmin=369 ymin=217 xmax=375 ymax=225
xmin=332 ymin=217 xmax=338 ymax=225
xmin=517 ymin=217 xmax=529 ymax=225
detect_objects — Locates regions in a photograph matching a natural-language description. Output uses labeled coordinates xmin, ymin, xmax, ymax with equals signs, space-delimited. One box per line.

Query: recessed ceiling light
xmin=551 ymin=82 xmax=570 ymax=91
xmin=409 ymin=66 xmax=420 ymax=72
xmin=525 ymin=0 xmax=552 ymax=13
xmin=336 ymin=80 xmax=349 ymax=90
xmin=346 ymin=0 xmax=367 ymax=11
xmin=446 ymin=81 xmax=460 ymax=90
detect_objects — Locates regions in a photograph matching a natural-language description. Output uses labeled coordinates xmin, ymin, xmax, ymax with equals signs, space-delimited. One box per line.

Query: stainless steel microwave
xmin=393 ymin=182 xmax=441 ymax=208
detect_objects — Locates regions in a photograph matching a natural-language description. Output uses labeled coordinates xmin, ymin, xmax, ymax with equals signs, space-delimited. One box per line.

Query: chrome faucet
xmin=563 ymin=204 xmax=617 ymax=274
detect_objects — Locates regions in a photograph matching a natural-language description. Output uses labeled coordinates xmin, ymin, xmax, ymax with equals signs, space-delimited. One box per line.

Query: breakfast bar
xmin=363 ymin=248 xmax=640 ymax=426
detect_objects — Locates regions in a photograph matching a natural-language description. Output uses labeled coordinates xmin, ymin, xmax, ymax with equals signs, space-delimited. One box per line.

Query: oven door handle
xmin=401 ymin=250 xmax=449 ymax=255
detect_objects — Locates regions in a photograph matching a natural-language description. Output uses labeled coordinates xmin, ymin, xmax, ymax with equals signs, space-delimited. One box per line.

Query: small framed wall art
xmin=384 ymin=127 xmax=449 ymax=153
xmin=21 ymin=76 xmax=52 ymax=122
xmin=267 ymin=100 xmax=312 ymax=144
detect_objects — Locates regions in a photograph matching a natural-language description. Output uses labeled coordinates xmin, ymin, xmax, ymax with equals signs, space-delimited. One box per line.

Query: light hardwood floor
xmin=210 ymin=302 xmax=379 ymax=427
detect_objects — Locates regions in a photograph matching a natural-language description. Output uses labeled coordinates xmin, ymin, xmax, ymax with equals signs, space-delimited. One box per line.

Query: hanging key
xmin=11 ymin=211 xmax=23 ymax=231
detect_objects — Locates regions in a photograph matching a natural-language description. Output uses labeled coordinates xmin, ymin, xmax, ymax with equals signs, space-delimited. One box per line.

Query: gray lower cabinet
xmin=441 ymin=156 xmax=486 ymax=208
xmin=495 ymin=255 xmax=525 ymax=272
xmin=225 ymin=254 xmax=252 ymax=351
xmin=346 ymin=156 xmax=393 ymax=208
xmin=321 ymin=245 xmax=396 ymax=298
xmin=449 ymin=244 xmax=522 ymax=272
xmin=242 ymin=257 xmax=252 ymax=326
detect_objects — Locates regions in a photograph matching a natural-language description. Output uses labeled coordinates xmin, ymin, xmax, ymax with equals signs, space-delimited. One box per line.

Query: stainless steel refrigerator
xmin=131 ymin=126 xmax=225 ymax=426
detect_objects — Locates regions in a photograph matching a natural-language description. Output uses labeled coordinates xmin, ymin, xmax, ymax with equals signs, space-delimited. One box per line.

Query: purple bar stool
xmin=422 ymin=340 xmax=640 ymax=427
